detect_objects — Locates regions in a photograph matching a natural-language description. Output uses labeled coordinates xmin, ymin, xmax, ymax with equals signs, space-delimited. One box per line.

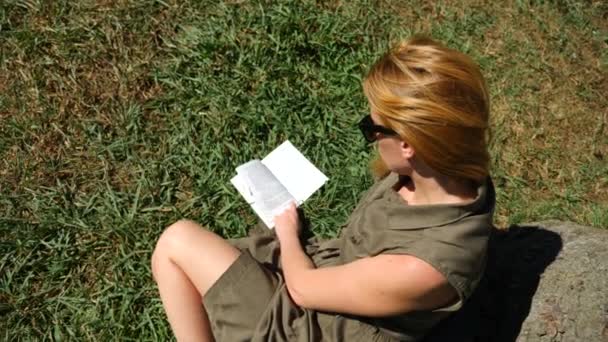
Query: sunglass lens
xmin=359 ymin=116 xmax=376 ymax=142
xmin=365 ymin=129 xmax=376 ymax=142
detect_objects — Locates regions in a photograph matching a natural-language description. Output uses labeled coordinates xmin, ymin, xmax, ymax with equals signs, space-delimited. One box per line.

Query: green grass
xmin=1 ymin=0 xmax=607 ymax=339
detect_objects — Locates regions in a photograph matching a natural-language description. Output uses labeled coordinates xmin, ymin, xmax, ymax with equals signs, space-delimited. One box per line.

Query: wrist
xmin=278 ymin=231 xmax=300 ymax=246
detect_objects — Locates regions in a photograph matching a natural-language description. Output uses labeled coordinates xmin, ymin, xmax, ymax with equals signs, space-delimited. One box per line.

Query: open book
xmin=230 ymin=140 xmax=328 ymax=228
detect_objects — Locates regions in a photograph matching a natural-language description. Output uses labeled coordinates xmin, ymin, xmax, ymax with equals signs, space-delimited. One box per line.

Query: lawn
xmin=1 ymin=0 xmax=606 ymax=339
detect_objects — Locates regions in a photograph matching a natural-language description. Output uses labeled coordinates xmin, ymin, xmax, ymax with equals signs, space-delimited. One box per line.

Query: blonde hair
xmin=363 ymin=36 xmax=490 ymax=183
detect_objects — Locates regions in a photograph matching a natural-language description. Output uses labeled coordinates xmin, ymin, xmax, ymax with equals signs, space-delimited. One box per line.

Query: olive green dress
xmin=203 ymin=172 xmax=495 ymax=341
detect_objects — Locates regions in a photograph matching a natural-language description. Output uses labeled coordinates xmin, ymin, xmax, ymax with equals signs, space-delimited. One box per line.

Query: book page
xmin=230 ymin=173 xmax=255 ymax=204
xmin=234 ymin=160 xmax=296 ymax=228
xmin=231 ymin=174 xmax=283 ymax=228
xmin=262 ymin=141 xmax=328 ymax=204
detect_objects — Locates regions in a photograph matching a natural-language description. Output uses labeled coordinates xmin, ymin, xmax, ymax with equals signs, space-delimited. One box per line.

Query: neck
xmin=398 ymin=171 xmax=477 ymax=206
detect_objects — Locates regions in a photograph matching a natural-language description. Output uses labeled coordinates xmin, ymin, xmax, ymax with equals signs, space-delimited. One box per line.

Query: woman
xmin=151 ymin=36 xmax=495 ymax=341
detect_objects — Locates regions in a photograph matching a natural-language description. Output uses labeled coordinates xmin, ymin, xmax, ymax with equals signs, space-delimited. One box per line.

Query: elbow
xmin=286 ymin=282 xmax=309 ymax=308
xmin=284 ymin=272 xmax=313 ymax=308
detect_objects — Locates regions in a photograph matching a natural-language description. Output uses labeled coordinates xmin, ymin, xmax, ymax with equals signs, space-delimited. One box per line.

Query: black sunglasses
xmin=358 ymin=115 xmax=398 ymax=142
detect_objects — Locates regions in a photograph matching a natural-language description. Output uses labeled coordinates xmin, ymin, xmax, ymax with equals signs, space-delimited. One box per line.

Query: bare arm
xmin=274 ymin=204 xmax=457 ymax=317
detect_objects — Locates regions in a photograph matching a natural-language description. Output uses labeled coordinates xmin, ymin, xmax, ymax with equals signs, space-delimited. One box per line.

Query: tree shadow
xmin=423 ymin=225 xmax=563 ymax=342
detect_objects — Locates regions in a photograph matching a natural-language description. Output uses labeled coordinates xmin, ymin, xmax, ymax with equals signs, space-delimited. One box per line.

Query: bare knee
xmin=151 ymin=219 xmax=208 ymax=280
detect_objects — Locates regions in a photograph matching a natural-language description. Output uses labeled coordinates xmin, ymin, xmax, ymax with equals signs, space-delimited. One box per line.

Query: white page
xmin=236 ymin=160 xmax=295 ymax=216
xmin=230 ymin=174 xmax=255 ymax=204
xmin=230 ymin=174 xmax=277 ymax=228
xmin=262 ymin=140 xmax=328 ymax=204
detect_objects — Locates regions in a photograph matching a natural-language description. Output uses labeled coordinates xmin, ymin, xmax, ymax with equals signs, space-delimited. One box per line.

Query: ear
xmin=400 ymin=140 xmax=415 ymax=160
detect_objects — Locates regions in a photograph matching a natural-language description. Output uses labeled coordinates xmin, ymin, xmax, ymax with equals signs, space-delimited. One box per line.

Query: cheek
xmin=378 ymin=139 xmax=396 ymax=154
xmin=377 ymin=141 xmax=393 ymax=161
xmin=376 ymin=140 xmax=387 ymax=154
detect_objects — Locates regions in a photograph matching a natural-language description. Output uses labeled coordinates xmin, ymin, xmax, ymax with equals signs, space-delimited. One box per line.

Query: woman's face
xmin=371 ymin=112 xmax=413 ymax=175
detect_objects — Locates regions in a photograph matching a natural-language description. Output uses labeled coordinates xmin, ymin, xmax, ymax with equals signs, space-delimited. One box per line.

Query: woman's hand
xmin=274 ymin=202 xmax=301 ymax=243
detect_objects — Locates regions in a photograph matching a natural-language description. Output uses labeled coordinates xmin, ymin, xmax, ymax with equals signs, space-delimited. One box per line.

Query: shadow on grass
xmin=424 ymin=225 xmax=563 ymax=342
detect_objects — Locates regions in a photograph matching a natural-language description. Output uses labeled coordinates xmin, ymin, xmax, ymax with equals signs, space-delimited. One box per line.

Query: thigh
xmin=159 ymin=219 xmax=241 ymax=296
xmin=203 ymin=250 xmax=282 ymax=341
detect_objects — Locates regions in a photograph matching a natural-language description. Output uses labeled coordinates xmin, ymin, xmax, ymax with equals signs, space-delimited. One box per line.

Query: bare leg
xmin=151 ymin=220 xmax=241 ymax=342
